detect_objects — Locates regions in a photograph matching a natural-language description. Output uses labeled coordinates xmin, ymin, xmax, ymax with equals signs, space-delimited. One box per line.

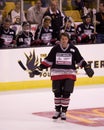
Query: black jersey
xmin=61 ymin=25 xmax=76 ymax=34
xmin=76 ymin=23 xmax=94 ymax=36
xmin=43 ymin=8 xmax=65 ymax=39
xmin=40 ymin=43 xmax=87 ymax=80
xmin=34 ymin=26 xmax=54 ymax=44
xmin=61 ymin=25 xmax=77 ymax=42
xmin=76 ymin=23 xmax=95 ymax=43
xmin=16 ymin=31 xmax=33 ymax=47
xmin=0 ymin=26 xmax=16 ymax=47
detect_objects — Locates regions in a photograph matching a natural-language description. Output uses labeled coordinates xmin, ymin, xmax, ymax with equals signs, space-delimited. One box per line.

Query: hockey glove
xmin=37 ymin=66 xmax=43 ymax=71
xmin=84 ymin=64 xmax=94 ymax=77
xmin=29 ymin=69 xmax=41 ymax=78
xmin=81 ymin=34 xmax=89 ymax=39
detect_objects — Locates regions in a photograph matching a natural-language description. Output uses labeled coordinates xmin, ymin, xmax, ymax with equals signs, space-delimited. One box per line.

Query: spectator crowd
xmin=0 ymin=0 xmax=104 ymax=49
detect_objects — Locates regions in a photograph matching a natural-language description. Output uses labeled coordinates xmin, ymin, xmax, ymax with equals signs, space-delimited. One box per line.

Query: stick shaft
xmin=18 ymin=60 xmax=26 ymax=70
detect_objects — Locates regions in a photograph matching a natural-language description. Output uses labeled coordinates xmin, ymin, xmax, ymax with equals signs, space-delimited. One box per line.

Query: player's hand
xmin=81 ymin=34 xmax=89 ymax=39
xmin=84 ymin=64 xmax=94 ymax=77
xmin=29 ymin=68 xmax=41 ymax=78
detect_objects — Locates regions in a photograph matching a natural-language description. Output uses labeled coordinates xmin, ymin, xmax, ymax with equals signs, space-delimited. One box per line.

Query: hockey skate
xmin=52 ymin=111 xmax=61 ymax=119
xmin=61 ymin=112 xmax=66 ymax=120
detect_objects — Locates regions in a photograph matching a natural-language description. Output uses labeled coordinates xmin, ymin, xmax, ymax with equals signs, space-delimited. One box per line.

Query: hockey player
xmin=34 ymin=16 xmax=56 ymax=46
xmin=76 ymin=14 xmax=96 ymax=44
xmin=60 ymin=16 xmax=77 ymax=44
xmin=30 ymin=32 xmax=94 ymax=120
xmin=0 ymin=18 xmax=16 ymax=48
xmin=16 ymin=21 xmax=34 ymax=47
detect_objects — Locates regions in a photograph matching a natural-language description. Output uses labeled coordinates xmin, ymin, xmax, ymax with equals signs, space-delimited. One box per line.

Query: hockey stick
xmin=18 ymin=60 xmax=41 ymax=74
xmin=18 ymin=60 xmax=32 ymax=73
xmin=18 ymin=60 xmax=26 ymax=70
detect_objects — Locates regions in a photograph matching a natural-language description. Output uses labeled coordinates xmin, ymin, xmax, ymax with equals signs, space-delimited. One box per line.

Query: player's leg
xmin=52 ymin=80 xmax=62 ymax=119
xmin=61 ymin=79 xmax=75 ymax=120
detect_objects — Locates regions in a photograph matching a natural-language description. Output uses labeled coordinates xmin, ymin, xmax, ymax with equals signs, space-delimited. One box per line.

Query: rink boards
xmin=0 ymin=44 xmax=104 ymax=91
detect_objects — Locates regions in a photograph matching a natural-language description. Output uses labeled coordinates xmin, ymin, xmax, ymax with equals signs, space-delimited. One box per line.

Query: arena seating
xmin=65 ymin=10 xmax=82 ymax=22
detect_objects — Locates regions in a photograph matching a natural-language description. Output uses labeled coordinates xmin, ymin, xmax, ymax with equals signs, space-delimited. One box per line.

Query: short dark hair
xmin=22 ymin=21 xmax=30 ymax=27
xmin=3 ymin=18 xmax=11 ymax=23
xmin=60 ymin=32 xmax=70 ymax=40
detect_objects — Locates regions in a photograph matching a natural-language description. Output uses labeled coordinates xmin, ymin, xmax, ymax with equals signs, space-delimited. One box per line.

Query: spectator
xmin=71 ymin=0 xmax=95 ymax=16
xmin=34 ymin=16 xmax=56 ymax=46
xmin=0 ymin=18 xmax=16 ymax=48
xmin=0 ymin=0 xmax=6 ymax=10
xmin=60 ymin=16 xmax=77 ymax=44
xmin=76 ymin=14 xmax=95 ymax=44
xmin=16 ymin=21 xmax=34 ymax=48
xmin=83 ymin=0 xmax=96 ymax=9
xmin=7 ymin=0 xmax=26 ymax=25
xmin=95 ymin=2 xmax=104 ymax=43
xmin=71 ymin=0 xmax=84 ymax=15
xmin=62 ymin=0 xmax=69 ymax=10
xmin=43 ymin=0 xmax=65 ymax=40
xmin=41 ymin=0 xmax=50 ymax=7
xmin=0 ymin=0 xmax=6 ymax=23
xmin=26 ymin=0 xmax=47 ymax=24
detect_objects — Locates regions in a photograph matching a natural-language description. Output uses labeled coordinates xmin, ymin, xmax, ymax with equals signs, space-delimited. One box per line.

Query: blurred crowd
xmin=0 ymin=0 xmax=104 ymax=49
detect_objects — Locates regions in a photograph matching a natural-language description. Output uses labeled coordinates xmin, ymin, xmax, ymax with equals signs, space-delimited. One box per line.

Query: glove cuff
xmin=84 ymin=64 xmax=91 ymax=70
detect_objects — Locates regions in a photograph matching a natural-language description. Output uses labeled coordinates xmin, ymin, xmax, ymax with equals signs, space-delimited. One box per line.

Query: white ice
xmin=0 ymin=84 xmax=104 ymax=130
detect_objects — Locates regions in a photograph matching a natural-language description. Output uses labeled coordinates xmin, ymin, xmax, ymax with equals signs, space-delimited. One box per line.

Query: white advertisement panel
xmin=0 ymin=44 xmax=104 ymax=82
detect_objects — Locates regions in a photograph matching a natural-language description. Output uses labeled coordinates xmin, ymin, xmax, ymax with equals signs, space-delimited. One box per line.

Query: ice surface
xmin=0 ymin=84 xmax=104 ymax=130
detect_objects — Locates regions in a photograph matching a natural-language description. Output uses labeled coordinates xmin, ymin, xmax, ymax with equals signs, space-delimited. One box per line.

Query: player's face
xmin=3 ymin=22 xmax=11 ymax=29
xmin=85 ymin=17 xmax=91 ymax=24
xmin=60 ymin=35 xmax=69 ymax=48
xmin=43 ymin=20 xmax=51 ymax=28
xmin=23 ymin=25 xmax=30 ymax=32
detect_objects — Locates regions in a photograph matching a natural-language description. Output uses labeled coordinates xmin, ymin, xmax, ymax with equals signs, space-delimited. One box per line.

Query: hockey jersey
xmin=60 ymin=25 xmax=77 ymax=42
xmin=0 ymin=26 xmax=16 ymax=47
xmin=16 ymin=31 xmax=33 ymax=47
xmin=34 ymin=26 xmax=54 ymax=45
xmin=40 ymin=43 xmax=87 ymax=80
xmin=76 ymin=23 xmax=94 ymax=36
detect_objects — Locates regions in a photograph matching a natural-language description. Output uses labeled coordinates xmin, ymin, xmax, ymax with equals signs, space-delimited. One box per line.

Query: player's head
xmin=2 ymin=18 xmax=11 ymax=29
xmin=60 ymin=32 xmax=70 ymax=48
xmin=22 ymin=21 xmax=31 ymax=32
xmin=81 ymin=14 xmax=91 ymax=24
xmin=42 ymin=16 xmax=51 ymax=27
